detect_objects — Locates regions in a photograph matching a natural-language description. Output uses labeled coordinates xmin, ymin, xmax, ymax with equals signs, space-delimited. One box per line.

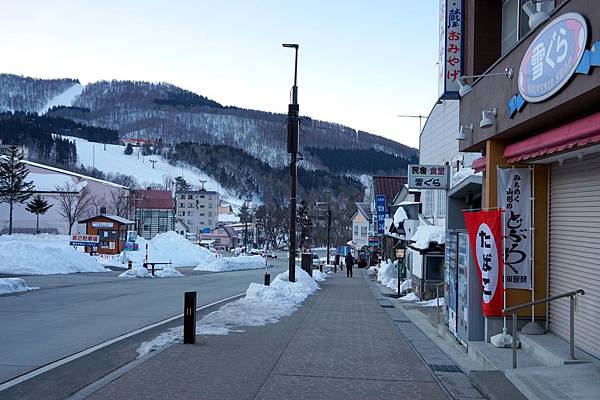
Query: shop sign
xmin=70 ymin=234 xmax=99 ymax=247
xmin=375 ymin=194 xmax=386 ymax=234
xmin=368 ymin=236 xmax=380 ymax=247
xmin=438 ymin=0 xmax=463 ymax=99
xmin=337 ymin=246 xmax=350 ymax=256
xmin=497 ymin=168 xmax=532 ymax=289
xmin=124 ymin=241 xmax=139 ymax=251
xmin=463 ymin=210 xmax=504 ymax=317
xmin=518 ymin=12 xmax=588 ymax=103
xmin=408 ymin=165 xmax=449 ymax=190
xmin=92 ymin=221 xmax=114 ymax=228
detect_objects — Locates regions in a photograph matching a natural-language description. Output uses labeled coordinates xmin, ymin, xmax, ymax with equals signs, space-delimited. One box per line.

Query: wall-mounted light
xmin=480 ymin=108 xmax=498 ymax=129
xmin=458 ymin=67 xmax=514 ymax=97
xmin=522 ymin=0 xmax=551 ymax=30
xmin=456 ymin=123 xmax=473 ymax=140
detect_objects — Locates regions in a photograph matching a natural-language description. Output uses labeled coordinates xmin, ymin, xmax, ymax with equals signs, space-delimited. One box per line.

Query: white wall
xmin=419 ymin=100 xmax=479 ymax=226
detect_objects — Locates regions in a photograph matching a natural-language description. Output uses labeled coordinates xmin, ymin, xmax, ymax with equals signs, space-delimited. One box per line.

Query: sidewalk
xmin=83 ymin=270 xmax=469 ymax=399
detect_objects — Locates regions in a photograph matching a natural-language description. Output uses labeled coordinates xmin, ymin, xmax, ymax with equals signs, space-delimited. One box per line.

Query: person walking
xmin=344 ymin=253 xmax=354 ymax=278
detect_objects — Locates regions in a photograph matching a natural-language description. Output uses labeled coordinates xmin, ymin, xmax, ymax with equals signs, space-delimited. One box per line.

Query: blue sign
xmin=202 ymin=227 xmax=211 ymax=234
xmin=518 ymin=13 xmax=588 ymax=103
xmin=337 ymin=246 xmax=349 ymax=256
xmin=376 ymin=194 xmax=386 ymax=235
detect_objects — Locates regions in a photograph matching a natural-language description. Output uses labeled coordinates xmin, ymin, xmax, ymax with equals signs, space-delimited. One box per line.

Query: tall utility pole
xmin=283 ymin=43 xmax=299 ymax=283
xmin=316 ymin=192 xmax=332 ymax=265
xmin=397 ymin=114 xmax=428 ymax=134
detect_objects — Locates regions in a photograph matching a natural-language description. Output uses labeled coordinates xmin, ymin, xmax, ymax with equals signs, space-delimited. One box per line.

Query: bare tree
xmin=108 ymin=188 xmax=133 ymax=218
xmin=55 ymin=182 xmax=93 ymax=234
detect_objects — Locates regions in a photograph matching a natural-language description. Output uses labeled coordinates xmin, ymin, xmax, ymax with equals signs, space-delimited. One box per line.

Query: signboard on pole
xmin=497 ymin=168 xmax=532 ymax=289
xmin=463 ymin=210 xmax=504 ymax=317
xmin=69 ymin=235 xmax=99 ymax=247
xmin=438 ymin=0 xmax=463 ymax=99
xmin=408 ymin=165 xmax=449 ymax=190
xmin=375 ymin=194 xmax=386 ymax=234
xmin=92 ymin=222 xmax=114 ymax=228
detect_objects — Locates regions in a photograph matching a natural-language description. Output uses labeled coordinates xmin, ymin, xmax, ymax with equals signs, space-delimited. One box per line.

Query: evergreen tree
xmin=25 ymin=194 xmax=52 ymax=233
xmin=124 ymin=143 xmax=134 ymax=155
xmin=174 ymin=176 xmax=191 ymax=192
xmin=238 ymin=201 xmax=253 ymax=251
xmin=0 ymin=146 xmax=35 ymax=234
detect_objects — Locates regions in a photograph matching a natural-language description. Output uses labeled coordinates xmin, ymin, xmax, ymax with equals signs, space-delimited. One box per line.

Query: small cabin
xmin=78 ymin=213 xmax=135 ymax=255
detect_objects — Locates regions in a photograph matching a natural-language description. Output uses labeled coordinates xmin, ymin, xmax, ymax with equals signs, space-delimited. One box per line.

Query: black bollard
xmin=264 ymin=273 xmax=271 ymax=286
xmin=183 ymin=291 xmax=197 ymax=344
xmin=128 ymin=260 xmax=132 ymax=269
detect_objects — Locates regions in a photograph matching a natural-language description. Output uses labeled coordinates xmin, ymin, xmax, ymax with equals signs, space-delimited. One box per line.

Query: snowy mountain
xmin=0 ymin=74 xmax=417 ymax=171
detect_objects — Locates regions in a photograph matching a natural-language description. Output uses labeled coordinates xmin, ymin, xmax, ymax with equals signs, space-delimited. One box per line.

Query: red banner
xmin=463 ymin=210 xmax=504 ymax=317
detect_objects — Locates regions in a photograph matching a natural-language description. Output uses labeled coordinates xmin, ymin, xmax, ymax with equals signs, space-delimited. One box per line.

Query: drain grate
xmin=393 ymin=319 xmax=411 ymax=323
xmin=428 ymin=363 xmax=461 ymax=373
xmin=380 ymin=304 xmax=395 ymax=308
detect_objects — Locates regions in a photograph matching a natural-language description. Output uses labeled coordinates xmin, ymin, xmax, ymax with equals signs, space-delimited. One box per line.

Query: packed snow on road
xmin=0 ymin=278 xmax=39 ymax=294
xmin=137 ymin=267 xmax=326 ymax=357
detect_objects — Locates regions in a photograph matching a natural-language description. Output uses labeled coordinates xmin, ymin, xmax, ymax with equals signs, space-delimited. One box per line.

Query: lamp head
xmin=480 ymin=108 xmax=498 ymax=129
xmin=522 ymin=1 xmax=550 ymax=30
xmin=282 ymin=43 xmax=299 ymax=49
xmin=458 ymin=77 xmax=473 ymax=97
xmin=457 ymin=123 xmax=473 ymax=140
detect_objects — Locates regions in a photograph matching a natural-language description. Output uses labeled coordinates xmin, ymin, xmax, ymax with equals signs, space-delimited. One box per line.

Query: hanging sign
xmin=375 ymin=194 xmax=386 ymax=234
xmin=497 ymin=168 xmax=532 ymax=289
xmin=438 ymin=0 xmax=463 ymax=99
xmin=518 ymin=12 xmax=588 ymax=103
xmin=408 ymin=165 xmax=449 ymax=190
xmin=463 ymin=210 xmax=504 ymax=317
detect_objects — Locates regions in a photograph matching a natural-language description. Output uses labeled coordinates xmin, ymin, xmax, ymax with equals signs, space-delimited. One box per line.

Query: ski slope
xmin=39 ymin=83 xmax=84 ymax=114
xmin=66 ymin=136 xmax=247 ymax=207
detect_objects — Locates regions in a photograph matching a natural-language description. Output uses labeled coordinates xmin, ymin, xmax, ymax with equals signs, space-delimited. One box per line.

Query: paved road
xmin=0 ymin=259 xmax=287 ymax=384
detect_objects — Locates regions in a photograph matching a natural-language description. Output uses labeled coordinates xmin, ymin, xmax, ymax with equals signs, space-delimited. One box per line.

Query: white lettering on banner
xmin=497 ymin=168 xmax=532 ymax=289
xmin=475 ymin=223 xmax=499 ymax=303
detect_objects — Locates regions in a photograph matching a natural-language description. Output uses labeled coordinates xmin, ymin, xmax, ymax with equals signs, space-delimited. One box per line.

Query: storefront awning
xmin=504 ymin=110 xmax=600 ymax=163
xmin=471 ymin=156 xmax=486 ymax=173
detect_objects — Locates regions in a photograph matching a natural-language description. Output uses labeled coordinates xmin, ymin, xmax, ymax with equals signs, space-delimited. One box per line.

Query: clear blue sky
xmin=1 ymin=1 xmax=439 ymax=148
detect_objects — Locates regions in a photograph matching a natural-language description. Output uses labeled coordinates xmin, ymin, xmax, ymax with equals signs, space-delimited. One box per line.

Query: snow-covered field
xmin=65 ymin=136 xmax=252 ymax=209
xmin=123 ymin=231 xmax=215 ymax=268
xmin=137 ymin=267 xmax=325 ymax=357
xmin=0 ymin=278 xmax=39 ymax=294
xmin=194 ymin=255 xmax=266 ymax=272
xmin=0 ymin=234 xmax=108 ymax=275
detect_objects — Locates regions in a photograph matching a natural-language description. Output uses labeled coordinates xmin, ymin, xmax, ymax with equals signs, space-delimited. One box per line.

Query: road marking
xmin=0 ymin=293 xmax=244 ymax=392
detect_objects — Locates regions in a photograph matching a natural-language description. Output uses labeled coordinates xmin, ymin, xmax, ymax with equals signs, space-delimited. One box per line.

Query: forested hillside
xmin=0 ymin=74 xmax=79 ymax=113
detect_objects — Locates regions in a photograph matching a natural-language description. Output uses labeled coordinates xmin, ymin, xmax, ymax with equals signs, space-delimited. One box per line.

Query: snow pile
xmin=137 ymin=267 xmax=320 ymax=357
xmin=0 ymin=234 xmax=108 ymax=275
xmin=377 ymin=260 xmax=398 ymax=289
xmin=124 ymin=231 xmax=215 ymax=268
xmin=118 ymin=267 xmax=153 ymax=278
xmin=410 ymin=225 xmax=446 ymax=250
xmin=399 ymin=292 xmax=420 ymax=302
xmin=156 ymin=266 xmax=184 ymax=278
xmin=393 ymin=206 xmax=408 ymax=226
xmin=194 ymin=255 xmax=265 ymax=272
xmin=0 ymin=278 xmax=39 ymax=294
xmin=451 ymin=167 xmax=481 ymax=188
xmin=417 ymin=297 xmax=445 ymax=307
xmin=368 ymin=265 xmax=379 ymax=273
xmin=400 ymin=278 xmax=412 ymax=293
xmin=312 ymin=270 xmax=328 ymax=282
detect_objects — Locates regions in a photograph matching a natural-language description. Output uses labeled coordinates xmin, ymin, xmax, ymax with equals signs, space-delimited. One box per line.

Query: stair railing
xmin=503 ymin=289 xmax=585 ymax=369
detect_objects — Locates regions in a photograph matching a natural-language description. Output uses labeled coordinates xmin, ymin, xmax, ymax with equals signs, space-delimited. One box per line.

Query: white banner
xmin=497 ymin=168 xmax=532 ymax=289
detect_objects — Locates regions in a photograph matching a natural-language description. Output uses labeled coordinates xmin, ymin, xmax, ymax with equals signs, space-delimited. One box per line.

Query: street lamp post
xmin=316 ymin=195 xmax=332 ymax=267
xmin=283 ymin=43 xmax=299 ymax=283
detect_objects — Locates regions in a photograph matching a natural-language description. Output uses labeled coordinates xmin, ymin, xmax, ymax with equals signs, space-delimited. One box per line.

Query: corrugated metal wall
xmin=549 ymin=152 xmax=600 ymax=358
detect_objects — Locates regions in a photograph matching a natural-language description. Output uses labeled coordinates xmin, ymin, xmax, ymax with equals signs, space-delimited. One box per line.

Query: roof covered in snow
xmin=410 ymin=225 xmax=446 ymax=250
xmin=79 ymin=214 xmax=135 ymax=225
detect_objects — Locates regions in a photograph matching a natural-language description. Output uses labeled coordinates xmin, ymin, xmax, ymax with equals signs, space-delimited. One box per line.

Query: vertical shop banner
xmin=438 ymin=0 xmax=463 ymax=99
xmin=497 ymin=168 xmax=532 ymax=289
xmin=375 ymin=195 xmax=386 ymax=234
xmin=463 ymin=210 xmax=505 ymax=317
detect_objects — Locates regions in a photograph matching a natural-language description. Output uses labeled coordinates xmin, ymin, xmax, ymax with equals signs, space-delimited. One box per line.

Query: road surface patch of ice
xmin=0 ymin=234 xmax=108 ymax=275
xmin=0 ymin=278 xmax=39 ymax=294
xmin=194 ymin=255 xmax=265 ymax=272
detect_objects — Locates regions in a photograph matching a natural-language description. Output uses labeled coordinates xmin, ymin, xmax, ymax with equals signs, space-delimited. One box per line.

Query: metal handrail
xmin=503 ymin=289 xmax=585 ymax=369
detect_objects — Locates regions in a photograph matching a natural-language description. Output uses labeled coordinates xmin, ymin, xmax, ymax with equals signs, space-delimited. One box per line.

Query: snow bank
xmin=393 ymin=206 xmax=408 ymax=226
xmin=137 ymin=267 xmax=323 ymax=357
xmin=410 ymin=225 xmax=446 ymax=250
xmin=377 ymin=260 xmax=398 ymax=289
xmin=0 ymin=234 xmax=108 ymax=275
xmin=194 ymin=255 xmax=265 ymax=272
xmin=312 ymin=270 xmax=328 ymax=282
xmin=400 ymin=278 xmax=412 ymax=293
xmin=124 ymin=231 xmax=214 ymax=268
xmin=0 ymin=278 xmax=39 ymax=294
xmin=417 ymin=297 xmax=445 ymax=307
xmin=156 ymin=266 xmax=184 ymax=278
xmin=118 ymin=267 xmax=153 ymax=278
xmin=399 ymin=292 xmax=420 ymax=302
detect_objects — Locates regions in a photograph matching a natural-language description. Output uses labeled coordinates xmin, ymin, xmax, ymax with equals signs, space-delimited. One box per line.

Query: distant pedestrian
xmin=345 ymin=253 xmax=354 ymax=278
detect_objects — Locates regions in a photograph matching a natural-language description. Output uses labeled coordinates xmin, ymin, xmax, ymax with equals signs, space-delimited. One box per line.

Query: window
xmin=424 ymin=190 xmax=434 ymax=218
xmin=501 ymin=0 xmax=555 ymax=55
xmin=354 ymin=225 xmax=359 ymax=235
xmin=200 ymin=213 xmax=205 ymax=216
xmin=187 ymin=219 xmax=192 ymax=224
xmin=208 ymin=220 xmax=212 ymax=225
xmin=187 ymin=211 xmax=194 ymax=216
xmin=179 ymin=203 xmax=184 ymax=208
xmin=361 ymin=226 xmax=367 ymax=236
xmin=200 ymin=205 xmax=205 ymax=208
xmin=436 ymin=190 xmax=447 ymax=219
xmin=179 ymin=195 xmax=185 ymax=199
xmin=188 ymin=202 xmax=194 ymax=208
xmin=178 ymin=211 xmax=185 ymax=216
xmin=200 ymin=195 xmax=205 ymax=199
xmin=188 ymin=195 xmax=193 ymax=199
xmin=208 ymin=212 xmax=213 ymax=217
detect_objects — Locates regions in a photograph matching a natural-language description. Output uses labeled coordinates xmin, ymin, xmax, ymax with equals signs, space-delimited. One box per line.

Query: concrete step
xmin=468 ymin=341 xmax=543 ymax=371
xmin=519 ymin=333 xmax=596 ymax=366
xmin=470 ymin=370 xmax=527 ymax=400
xmin=505 ymin=362 xmax=600 ymax=400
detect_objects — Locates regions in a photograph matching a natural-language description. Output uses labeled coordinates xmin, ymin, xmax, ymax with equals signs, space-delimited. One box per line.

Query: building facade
xmin=175 ymin=189 xmax=219 ymax=236
xmin=458 ymin=0 xmax=599 ymax=357
xmin=134 ymin=189 xmax=175 ymax=240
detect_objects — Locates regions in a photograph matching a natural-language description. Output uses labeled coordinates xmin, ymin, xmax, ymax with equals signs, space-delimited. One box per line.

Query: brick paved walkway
xmin=87 ymin=270 xmax=452 ymax=399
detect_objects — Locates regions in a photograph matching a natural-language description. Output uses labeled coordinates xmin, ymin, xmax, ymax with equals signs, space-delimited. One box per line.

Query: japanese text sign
xmin=69 ymin=234 xmax=99 ymax=247
xmin=408 ymin=165 xmax=449 ymax=190
xmin=519 ymin=13 xmax=588 ymax=103
xmin=463 ymin=210 xmax=504 ymax=317
xmin=376 ymin=194 xmax=386 ymax=234
xmin=438 ymin=0 xmax=463 ymax=99
xmin=497 ymin=168 xmax=532 ymax=289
